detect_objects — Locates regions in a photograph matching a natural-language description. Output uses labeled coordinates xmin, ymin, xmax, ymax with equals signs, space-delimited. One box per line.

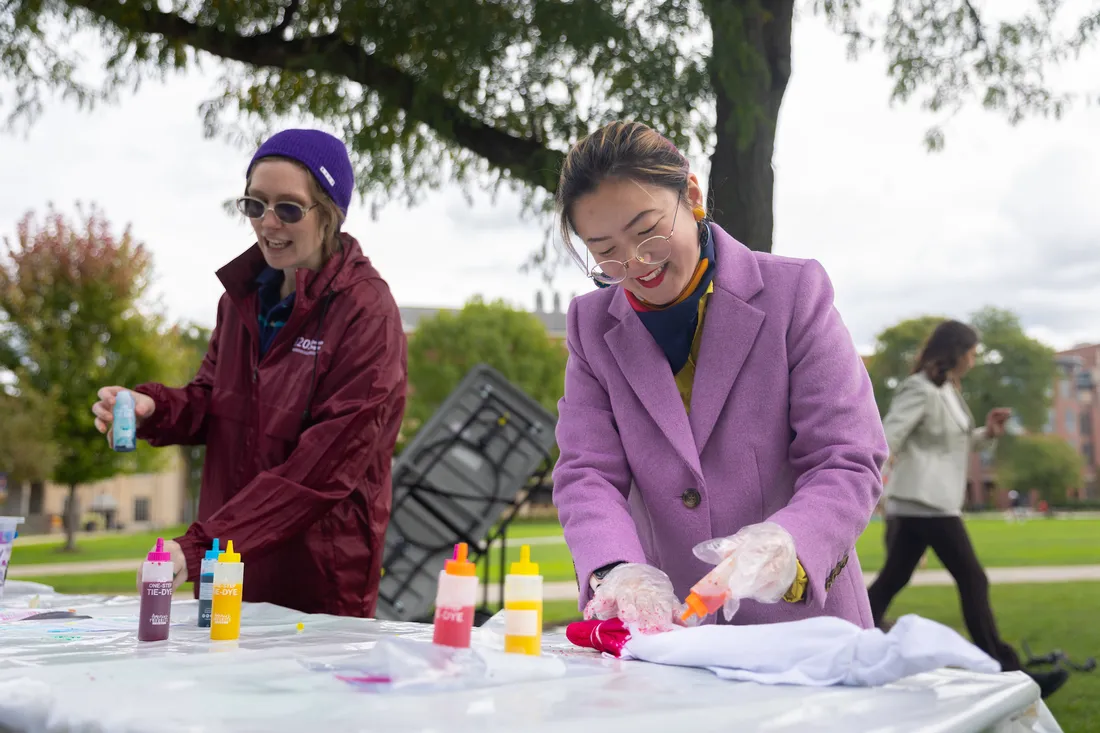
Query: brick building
xmin=1044 ymin=345 xmax=1100 ymax=498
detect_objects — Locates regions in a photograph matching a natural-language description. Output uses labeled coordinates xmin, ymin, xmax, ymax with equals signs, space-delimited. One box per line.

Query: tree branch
xmin=64 ymin=0 xmax=564 ymax=192
xmin=962 ymin=0 xmax=987 ymax=50
xmin=270 ymin=0 xmax=300 ymax=37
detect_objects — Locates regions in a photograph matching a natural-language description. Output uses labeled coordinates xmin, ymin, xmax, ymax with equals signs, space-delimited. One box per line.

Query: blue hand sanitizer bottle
xmin=112 ymin=390 xmax=137 ymax=453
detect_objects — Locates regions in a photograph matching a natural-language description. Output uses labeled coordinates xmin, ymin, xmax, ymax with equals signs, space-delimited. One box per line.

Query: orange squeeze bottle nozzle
xmin=680 ymin=554 xmax=738 ymax=622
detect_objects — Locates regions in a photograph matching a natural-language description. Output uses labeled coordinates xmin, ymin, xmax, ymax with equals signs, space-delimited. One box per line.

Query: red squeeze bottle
xmin=432 ymin=543 xmax=478 ymax=648
xmin=138 ymin=538 xmax=174 ymax=642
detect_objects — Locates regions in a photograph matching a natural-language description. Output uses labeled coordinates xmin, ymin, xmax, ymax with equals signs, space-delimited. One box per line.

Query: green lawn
xmin=13 ymin=516 xmax=1099 ymax=588
xmin=856 ymin=516 xmax=1100 ymax=571
xmin=12 ymin=570 xmax=195 ymax=597
xmin=496 ymin=517 xmax=1100 ymax=582
xmin=11 ymin=526 xmax=189 ymax=565
xmin=888 ymin=582 xmax=1099 ymax=732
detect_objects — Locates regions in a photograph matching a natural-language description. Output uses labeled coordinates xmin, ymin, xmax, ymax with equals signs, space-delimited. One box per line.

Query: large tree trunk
xmin=64 ymin=483 xmax=79 ymax=551
xmin=706 ymin=0 xmax=794 ymax=253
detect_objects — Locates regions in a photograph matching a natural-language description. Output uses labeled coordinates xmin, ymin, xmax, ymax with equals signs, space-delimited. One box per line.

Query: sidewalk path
xmin=492 ymin=565 xmax=1100 ymax=603
xmin=13 ymin=559 xmax=1100 ymax=602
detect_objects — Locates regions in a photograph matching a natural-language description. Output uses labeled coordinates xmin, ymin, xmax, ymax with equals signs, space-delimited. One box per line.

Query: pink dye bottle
xmin=432 ymin=543 xmax=478 ymax=648
xmin=138 ymin=538 xmax=174 ymax=642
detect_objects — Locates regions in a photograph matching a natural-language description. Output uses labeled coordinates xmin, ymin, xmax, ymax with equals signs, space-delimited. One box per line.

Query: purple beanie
xmin=247 ymin=129 xmax=355 ymax=213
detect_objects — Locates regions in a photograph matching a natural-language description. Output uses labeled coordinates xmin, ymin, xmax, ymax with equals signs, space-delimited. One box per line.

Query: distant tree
xmin=401 ymin=298 xmax=566 ymax=455
xmin=965 ymin=307 xmax=1057 ymax=433
xmin=0 ymin=388 xmax=58 ymax=486
xmin=998 ymin=434 xmax=1084 ymax=504
xmin=865 ymin=315 xmax=947 ymax=416
xmin=169 ymin=321 xmax=212 ymax=524
xmin=866 ymin=308 xmax=1056 ymax=432
xmin=0 ymin=205 xmax=176 ymax=550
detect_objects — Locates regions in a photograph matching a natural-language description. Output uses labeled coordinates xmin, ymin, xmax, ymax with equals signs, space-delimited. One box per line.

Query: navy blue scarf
xmin=626 ymin=223 xmax=716 ymax=374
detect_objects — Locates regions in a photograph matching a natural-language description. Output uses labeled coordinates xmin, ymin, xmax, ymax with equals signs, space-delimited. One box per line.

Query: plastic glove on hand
xmin=692 ymin=521 xmax=798 ymax=621
xmin=134 ymin=539 xmax=189 ymax=593
xmin=584 ymin=563 xmax=686 ymax=634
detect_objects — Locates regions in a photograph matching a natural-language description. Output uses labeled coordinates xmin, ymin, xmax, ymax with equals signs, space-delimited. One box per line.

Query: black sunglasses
xmin=236 ymin=196 xmax=317 ymax=224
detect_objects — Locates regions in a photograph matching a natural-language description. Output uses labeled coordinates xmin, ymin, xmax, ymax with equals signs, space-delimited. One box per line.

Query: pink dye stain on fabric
xmin=565 ymin=618 xmax=632 ymax=657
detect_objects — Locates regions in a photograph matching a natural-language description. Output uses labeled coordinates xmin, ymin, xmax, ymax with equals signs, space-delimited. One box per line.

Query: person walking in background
xmin=866 ymin=320 xmax=1067 ymax=698
xmin=91 ymin=129 xmax=408 ymax=618
xmin=552 ymin=120 xmax=888 ymax=632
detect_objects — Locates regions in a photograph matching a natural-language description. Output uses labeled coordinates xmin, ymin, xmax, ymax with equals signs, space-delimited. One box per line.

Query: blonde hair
xmin=556 ymin=121 xmax=692 ymax=264
xmin=246 ymin=157 xmax=345 ymax=259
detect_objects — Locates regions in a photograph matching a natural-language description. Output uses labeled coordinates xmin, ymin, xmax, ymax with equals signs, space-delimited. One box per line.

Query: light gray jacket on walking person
xmin=881 ymin=373 xmax=995 ymax=516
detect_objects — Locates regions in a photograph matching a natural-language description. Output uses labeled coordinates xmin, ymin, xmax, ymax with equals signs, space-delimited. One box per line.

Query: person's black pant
xmin=867 ymin=515 xmax=1022 ymax=671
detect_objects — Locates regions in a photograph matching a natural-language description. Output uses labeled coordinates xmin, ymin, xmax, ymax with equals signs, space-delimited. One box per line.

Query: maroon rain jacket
xmin=136 ymin=234 xmax=407 ymax=617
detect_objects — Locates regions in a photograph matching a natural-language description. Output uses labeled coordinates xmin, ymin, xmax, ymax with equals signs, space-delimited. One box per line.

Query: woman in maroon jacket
xmin=91 ymin=129 xmax=408 ymax=617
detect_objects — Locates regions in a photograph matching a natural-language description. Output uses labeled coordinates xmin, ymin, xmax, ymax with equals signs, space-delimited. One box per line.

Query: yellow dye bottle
xmin=210 ymin=540 xmax=243 ymax=641
xmin=503 ymin=545 xmax=543 ymax=655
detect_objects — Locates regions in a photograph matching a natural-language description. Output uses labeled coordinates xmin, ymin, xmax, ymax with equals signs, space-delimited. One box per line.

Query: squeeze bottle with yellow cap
xmin=681 ymin=552 xmax=738 ymax=624
xmin=503 ymin=545 xmax=543 ymax=655
xmin=433 ymin=542 xmax=478 ymax=648
xmin=210 ymin=540 xmax=244 ymax=641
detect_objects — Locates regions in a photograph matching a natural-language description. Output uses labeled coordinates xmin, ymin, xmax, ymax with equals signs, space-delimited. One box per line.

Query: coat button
xmin=681 ymin=489 xmax=701 ymax=509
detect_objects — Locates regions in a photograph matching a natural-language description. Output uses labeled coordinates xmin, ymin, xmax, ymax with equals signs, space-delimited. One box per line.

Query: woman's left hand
xmin=692 ymin=521 xmax=798 ymax=620
xmin=985 ymin=407 xmax=1012 ymax=437
xmin=134 ymin=539 xmax=189 ymax=592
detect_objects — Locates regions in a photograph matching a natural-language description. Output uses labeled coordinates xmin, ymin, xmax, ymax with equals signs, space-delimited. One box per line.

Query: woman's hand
xmin=985 ymin=407 xmax=1012 ymax=437
xmin=134 ymin=539 xmax=189 ymax=592
xmin=692 ymin=521 xmax=799 ymax=621
xmin=92 ymin=386 xmax=156 ymax=447
xmin=584 ymin=563 xmax=686 ymax=634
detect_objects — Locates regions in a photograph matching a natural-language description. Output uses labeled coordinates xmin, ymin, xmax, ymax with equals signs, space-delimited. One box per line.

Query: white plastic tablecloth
xmin=0 ymin=581 xmax=1064 ymax=733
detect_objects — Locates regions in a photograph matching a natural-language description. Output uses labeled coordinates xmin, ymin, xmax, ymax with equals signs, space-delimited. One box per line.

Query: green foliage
xmin=0 ymin=387 xmax=58 ymax=483
xmin=866 ymin=307 xmax=1056 ymax=431
xmin=998 ymin=434 xmax=1084 ymax=504
xmin=401 ymin=297 xmax=566 ymax=454
xmin=865 ymin=314 xmax=947 ymax=415
xmin=965 ymin=307 xmax=1057 ymax=433
xmin=0 ymin=204 xmax=178 ymax=545
xmin=169 ymin=321 xmax=211 ymax=521
xmin=1 ymin=1 xmax=1094 ymax=253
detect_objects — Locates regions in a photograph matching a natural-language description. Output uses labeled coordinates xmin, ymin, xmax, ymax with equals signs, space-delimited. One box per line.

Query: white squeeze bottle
xmin=432 ymin=542 xmax=478 ymax=648
xmin=503 ymin=544 xmax=543 ymax=655
xmin=137 ymin=538 xmax=174 ymax=642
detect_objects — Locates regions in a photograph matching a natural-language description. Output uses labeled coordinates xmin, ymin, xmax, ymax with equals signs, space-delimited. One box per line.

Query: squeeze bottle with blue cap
xmin=197 ymin=538 xmax=223 ymax=628
xmin=210 ymin=540 xmax=243 ymax=641
xmin=504 ymin=545 xmax=543 ymax=655
xmin=112 ymin=389 xmax=137 ymax=453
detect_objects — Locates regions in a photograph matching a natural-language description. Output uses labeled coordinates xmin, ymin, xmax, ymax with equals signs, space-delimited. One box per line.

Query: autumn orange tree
xmin=0 ymin=205 xmax=175 ymax=550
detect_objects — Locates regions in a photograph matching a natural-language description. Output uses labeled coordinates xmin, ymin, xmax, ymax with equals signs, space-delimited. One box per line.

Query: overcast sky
xmin=2 ymin=14 xmax=1098 ymax=355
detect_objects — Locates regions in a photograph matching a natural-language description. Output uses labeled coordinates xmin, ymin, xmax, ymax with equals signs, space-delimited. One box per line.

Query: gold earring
xmin=692 ymin=206 xmax=706 ymax=222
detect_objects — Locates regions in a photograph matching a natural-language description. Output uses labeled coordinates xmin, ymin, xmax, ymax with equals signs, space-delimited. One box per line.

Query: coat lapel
xmin=689 ymin=288 xmax=764 ymax=453
xmin=688 ymin=228 xmax=766 ymax=453
xmin=606 ymin=289 xmax=703 ymax=483
xmin=941 ymin=383 xmax=973 ymax=432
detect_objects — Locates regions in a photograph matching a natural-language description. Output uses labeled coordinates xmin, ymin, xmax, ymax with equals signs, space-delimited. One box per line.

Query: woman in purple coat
xmin=552 ymin=121 xmax=889 ymax=632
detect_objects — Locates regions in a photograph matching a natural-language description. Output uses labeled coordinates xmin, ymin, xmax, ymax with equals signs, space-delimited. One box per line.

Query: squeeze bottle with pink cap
xmin=138 ymin=538 xmax=174 ymax=642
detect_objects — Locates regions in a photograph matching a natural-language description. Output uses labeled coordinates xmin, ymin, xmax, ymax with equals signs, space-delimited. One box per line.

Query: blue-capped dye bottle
xmin=112 ymin=390 xmax=137 ymax=453
xmin=198 ymin=539 xmax=224 ymax=628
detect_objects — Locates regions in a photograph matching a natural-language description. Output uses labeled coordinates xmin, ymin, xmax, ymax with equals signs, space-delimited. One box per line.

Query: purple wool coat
xmin=552 ymin=224 xmax=888 ymax=628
